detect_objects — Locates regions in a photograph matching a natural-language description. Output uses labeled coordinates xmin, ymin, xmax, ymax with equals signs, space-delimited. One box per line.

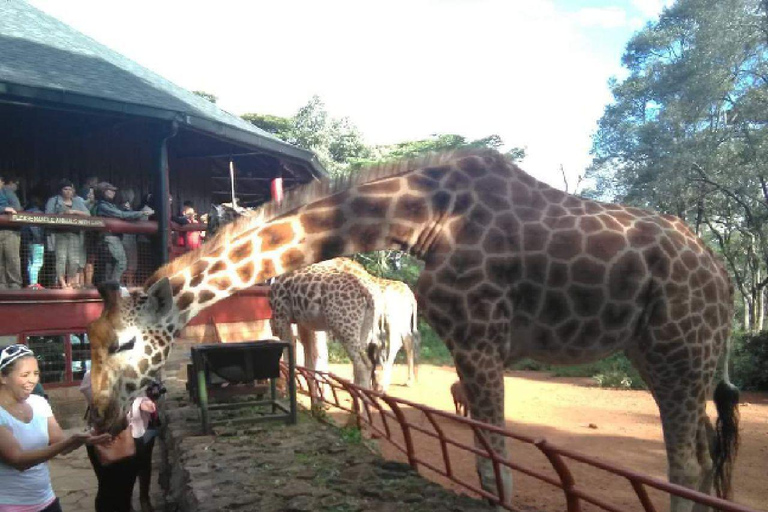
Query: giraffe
xmin=269 ymin=257 xmax=418 ymax=392
xmin=317 ymin=257 xmax=420 ymax=390
xmin=370 ymin=276 xmax=419 ymax=390
xmin=86 ymin=149 xmax=739 ymax=512
xmin=269 ymin=258 xmax=382 ymax=391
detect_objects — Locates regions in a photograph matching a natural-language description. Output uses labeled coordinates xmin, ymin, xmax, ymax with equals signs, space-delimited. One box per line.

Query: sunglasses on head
xmin=0 ymin=344 xmax=35 ymax=371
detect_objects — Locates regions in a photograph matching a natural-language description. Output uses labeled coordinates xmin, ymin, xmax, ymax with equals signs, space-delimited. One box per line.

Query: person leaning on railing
xmin=21 ymin=193 xmax=47 ymax=290
xmin=0 ymin=173 xmax=21 ymax=290
xmin=93 ymin=182 xmax=153 ymax=285
xmin=45 ymin=179 xmax=90 ymax=289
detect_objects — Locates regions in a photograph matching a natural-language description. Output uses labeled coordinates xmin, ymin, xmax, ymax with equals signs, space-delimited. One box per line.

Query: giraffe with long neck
xmin=87 ymin=149 xmax=738 ymax=512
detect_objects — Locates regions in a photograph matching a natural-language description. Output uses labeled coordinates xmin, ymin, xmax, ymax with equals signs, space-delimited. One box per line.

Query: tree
xmin=241 ymin=113 xmax=293 ymax=140
xmin=192 ymin=90 xmax=218 ymax=104
xmin=242 ymin=95 xmax=372 ymax=176
xmin=589 ymin=0 xmax=768 ymax=331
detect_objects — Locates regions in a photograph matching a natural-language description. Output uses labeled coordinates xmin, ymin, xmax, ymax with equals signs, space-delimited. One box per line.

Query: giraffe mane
xmin=146 ymin=148 xmax=505 ymax=288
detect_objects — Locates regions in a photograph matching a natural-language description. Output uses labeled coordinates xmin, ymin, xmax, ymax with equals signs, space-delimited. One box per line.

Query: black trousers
xmin=40 ymin=498 xmax=62 ymax=512
xmin=86 ymin=441 xmax=139 ymax=512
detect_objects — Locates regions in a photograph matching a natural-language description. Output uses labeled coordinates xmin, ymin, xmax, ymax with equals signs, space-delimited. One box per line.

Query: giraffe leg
xmin=636 ymin=358 xmax=710 ymax=512
xmin=692 ymin=416 xmax=716 ymax=512
xmin=403 ymin=331 xmax=418 ymax=387
xmin=304 ymin=328 xmax=331 ymax=399
xmin=378 ymin=330 xmax=400 ymax=392
xmin=296 ymin=325 xmax=324 ymax=406
xmin=455 ymin=353 xmax=513 ymax=506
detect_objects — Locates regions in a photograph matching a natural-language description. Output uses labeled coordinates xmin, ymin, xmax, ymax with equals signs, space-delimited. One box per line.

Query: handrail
xmin=281 ymin=363 xmax=761 ymax=512
xmin=0 ymin=211 xmax=206 ymax=235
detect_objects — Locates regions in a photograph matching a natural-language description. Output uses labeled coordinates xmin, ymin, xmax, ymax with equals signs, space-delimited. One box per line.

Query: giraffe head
xmin=87 ymin=279 xmax=175 ymax=434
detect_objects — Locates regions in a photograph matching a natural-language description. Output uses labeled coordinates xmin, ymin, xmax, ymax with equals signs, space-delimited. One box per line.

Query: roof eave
xmin=0 ymin=80 xmax=328 ymax=179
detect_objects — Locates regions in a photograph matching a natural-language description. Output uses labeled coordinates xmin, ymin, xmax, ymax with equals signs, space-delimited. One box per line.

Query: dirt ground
xmin=325 ymin=363 xmax=768 ymax=512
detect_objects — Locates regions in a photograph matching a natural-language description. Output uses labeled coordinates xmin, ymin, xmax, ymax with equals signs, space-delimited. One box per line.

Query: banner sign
xmin=11 ymin=213 xmax=106 ymax=229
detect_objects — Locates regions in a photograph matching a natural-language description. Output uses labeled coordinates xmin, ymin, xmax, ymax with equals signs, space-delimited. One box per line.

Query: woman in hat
xmin=0 ymin=344 xmax=108 ymax=511
xmin=93 ymin=183 xmax=153 ymax=284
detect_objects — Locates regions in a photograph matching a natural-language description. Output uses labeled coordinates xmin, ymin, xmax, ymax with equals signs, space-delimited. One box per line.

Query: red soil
xmin=326 ymin=363 xmax=768 ymax=512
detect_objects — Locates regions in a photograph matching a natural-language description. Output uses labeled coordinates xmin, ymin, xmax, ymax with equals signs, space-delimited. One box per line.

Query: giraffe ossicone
xmin=86 ymin=149 xmax=739 ymax=512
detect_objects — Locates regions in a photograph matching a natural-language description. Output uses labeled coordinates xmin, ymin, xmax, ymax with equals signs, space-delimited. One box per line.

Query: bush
xmin=417 ymin=321 xmax=453 ymax=365
xmin=328 ymin=339 xmax=350 ymax=363
xmin=731 ymin=331 xmax=768 ymax=391
xmin=551 ymin=353 xmax=647 ymax=390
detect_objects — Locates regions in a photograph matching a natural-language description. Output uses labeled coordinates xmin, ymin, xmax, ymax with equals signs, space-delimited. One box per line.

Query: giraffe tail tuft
xmin=713 ymin=379 xmax=740 ymax=500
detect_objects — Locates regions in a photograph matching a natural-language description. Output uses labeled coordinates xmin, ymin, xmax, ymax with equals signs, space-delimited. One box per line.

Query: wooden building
xmin=0 ymin=1 xmax=325 ymax=386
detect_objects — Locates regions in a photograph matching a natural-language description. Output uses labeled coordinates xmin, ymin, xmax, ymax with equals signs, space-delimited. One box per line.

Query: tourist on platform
xmin=45 ymin=179 xmax=90 ymax=289
xmin=78 ymin=177 xmax=99 ymax=205
xmin=79 ymin=179 xmax=98 ymax=288
xmin=116 ymin=189 xmax=139 ymax=287
xmin=172 ymin=201 xmax=202 ymax=251
xmin=0 ymin=173 xmax=22 ymax=290
xmin=22 ymin=194 xmax=46 ymax=290
xmin=0 ymin=344 xmax=109 ymax=512
xmin=93 ymin=182 xmax=152 ymax=284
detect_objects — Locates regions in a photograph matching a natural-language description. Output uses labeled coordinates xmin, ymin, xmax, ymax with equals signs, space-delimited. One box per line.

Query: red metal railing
xmin=281 ymin=364 xmax=760 ymax=512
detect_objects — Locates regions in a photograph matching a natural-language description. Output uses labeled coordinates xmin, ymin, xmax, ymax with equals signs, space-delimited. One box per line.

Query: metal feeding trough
xmin=189 ymin=340 xmax=297 ymax=433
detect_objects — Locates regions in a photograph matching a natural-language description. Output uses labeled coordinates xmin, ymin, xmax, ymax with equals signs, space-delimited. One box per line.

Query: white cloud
xmin=574 ymin=7 xmax=629 ymax=29
xmin=631 ymin=0 xmax=673 ymax=18
xmin=26 ymin=0 xmax=628 ymax=189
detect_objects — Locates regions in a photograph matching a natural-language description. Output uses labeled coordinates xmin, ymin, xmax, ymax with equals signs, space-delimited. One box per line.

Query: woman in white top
xmin=0 ymin=344 xmax=108 ymax=512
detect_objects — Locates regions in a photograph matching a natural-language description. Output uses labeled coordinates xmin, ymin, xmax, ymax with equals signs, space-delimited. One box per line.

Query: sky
xmin=28 ymin=0 xmax=672 ymax=190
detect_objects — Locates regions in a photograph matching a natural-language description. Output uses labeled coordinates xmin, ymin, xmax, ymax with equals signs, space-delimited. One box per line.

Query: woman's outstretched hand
xmin=60 ymin=431 xmax=111 ymax=455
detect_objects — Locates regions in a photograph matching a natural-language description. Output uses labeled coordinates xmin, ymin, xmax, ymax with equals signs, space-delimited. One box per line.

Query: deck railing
xmin=0 ymin=212 xmax=206 ymax=289
xmin=281 ymin=363 xmax=760 ymax=512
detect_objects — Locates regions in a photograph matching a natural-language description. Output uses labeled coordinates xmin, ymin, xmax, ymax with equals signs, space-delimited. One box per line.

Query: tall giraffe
xmin=86 ymin=149 xmax=738 ymax=512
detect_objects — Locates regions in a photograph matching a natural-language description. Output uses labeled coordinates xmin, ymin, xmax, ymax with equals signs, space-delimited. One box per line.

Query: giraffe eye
xmin=108 ymin=337 xmax=136 ymax=355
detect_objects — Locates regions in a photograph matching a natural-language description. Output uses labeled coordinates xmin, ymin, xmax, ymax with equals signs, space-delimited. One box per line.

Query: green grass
xmin=326 ymin=320 xmax=452 ymax=365
xmin=338 ymin=424 xmax=363 ymax=444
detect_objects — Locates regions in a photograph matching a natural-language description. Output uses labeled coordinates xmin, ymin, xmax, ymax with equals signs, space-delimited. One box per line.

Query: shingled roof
xmin=0 ymin=0 xmax=325 ymax=176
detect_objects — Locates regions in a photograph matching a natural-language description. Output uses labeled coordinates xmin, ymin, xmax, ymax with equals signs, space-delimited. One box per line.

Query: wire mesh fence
xmin=1 ymin=213 xmax=207 ymax=290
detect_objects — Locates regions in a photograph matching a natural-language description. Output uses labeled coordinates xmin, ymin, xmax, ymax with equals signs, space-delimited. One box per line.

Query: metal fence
xmin=282 ymin=363 xmax=760 ymax=512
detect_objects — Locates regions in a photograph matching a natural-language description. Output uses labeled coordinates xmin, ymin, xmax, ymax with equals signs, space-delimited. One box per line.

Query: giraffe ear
xmin=145 ymin=277 xmax=174 ymax=320
xmin=97 ymin=281 xmax=122 ymax=314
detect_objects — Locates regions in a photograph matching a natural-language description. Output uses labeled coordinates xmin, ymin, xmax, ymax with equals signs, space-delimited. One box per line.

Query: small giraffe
xmin=269 ymin=259 xmax=381 ymax=390
xmin=86 ymin=149 xmax=738 ymax=512
xmin=270 ymin=257 xmax=418 ymax=392
xmin=325 ymin=257 xmax=420 ymax=390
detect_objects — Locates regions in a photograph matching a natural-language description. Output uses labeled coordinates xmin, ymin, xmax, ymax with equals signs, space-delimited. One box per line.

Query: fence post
xmin=534 ymin=438 xmax=581 ymax=512
xmin=380 ymin=395 xmax=418 ymax=470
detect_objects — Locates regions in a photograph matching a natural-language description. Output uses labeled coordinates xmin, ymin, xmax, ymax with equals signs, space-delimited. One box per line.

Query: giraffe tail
xmin=712 ymin=340 xmax=740 ymax=500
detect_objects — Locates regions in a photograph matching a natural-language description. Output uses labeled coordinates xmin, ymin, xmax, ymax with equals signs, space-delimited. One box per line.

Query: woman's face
xmin=105 ymin=189 xmax=116 ymax=200
xmin=87 ymin=188 xmax=95 ymax=202
xmin=60 ymin=186 xmax=74 ymax=200
xmin=0 ymin=357 xmax=40 ymax=401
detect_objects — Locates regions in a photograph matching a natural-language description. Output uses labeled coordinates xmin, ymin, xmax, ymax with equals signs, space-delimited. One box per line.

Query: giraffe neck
xmin=146 ymin=149 xmax=555 ymax=331
xmin=150 ymin=186 xmax=437 ymax=328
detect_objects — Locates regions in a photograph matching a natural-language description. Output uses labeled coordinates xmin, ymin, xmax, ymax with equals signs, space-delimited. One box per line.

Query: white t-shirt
xmin=0 ymin=395 xmax=55 ymax=506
